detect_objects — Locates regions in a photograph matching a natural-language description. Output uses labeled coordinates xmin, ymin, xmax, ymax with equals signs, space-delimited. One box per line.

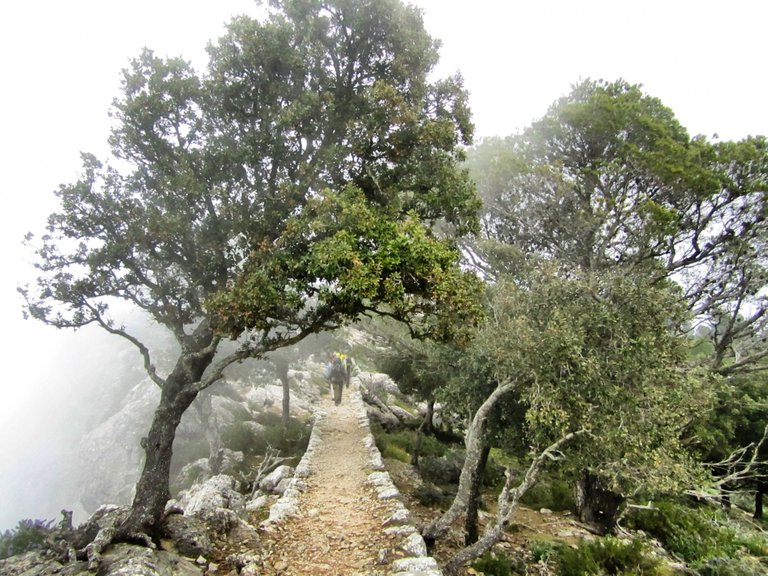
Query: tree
xmin=20 ymin=0 xmax=482 ymax=560
xmin=424 ymin=269 xmax=708 ymax=574
xmin=465 ymin=78 xmax=768 ymax=519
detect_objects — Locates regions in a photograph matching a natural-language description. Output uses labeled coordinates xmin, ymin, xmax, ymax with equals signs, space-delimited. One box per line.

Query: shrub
xmin=0 ymin=519 xmax=53 ymax=560
xmin=414 ymin=482 xmax=448 ymax=508
xmin=520 ymin=477 xmax=574 ymax=512
xmin=419 ymin=449 xmax=465 ymax=485
xmin=382 ymin=443 xmax=410 ymax=463
xmin=626 ymin=501 xmax=741 ymax=565
xmin=696 ymin=556 xmax=768 ymax=576
xmin=554 ymin=537 xmax=662 ymax=576
xmin=225 ymin=413 xmax=311 ymax=460
xmin=471 ymin=550 xmax=523 ymax=575
xmin=223 ymin=420 xmax=259 ymax=455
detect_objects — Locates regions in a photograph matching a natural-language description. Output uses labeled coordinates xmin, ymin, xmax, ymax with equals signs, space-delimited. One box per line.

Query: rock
xmin=390 ymin=555 xmax=442 ymax=576
xmin=399 ymin=532 xmax=428 ymax=557
xmin=246 ymin=494 xmax=270 ymax=512
xmin=163 ymin=514 xmax=213 ymax=558
xmin=258 ymin=465 xmax=295 ymax=494
xmin=76 ymin=380 xmax=159 ymax=511
xmin=383 ymin=508 xmax=412 ymax=527
xmin=0 ymin=550 xmax=89 ymax=576
xmin=178 ymin=475 xmax=245 ymax=517
xmin=98 ymin=543 xmax=203 ymax=575
xmin=389 ymin=404 xmax=418 ymax=423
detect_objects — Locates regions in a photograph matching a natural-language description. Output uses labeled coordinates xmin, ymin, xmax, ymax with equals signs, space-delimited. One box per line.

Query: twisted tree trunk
xmin=422 ymin=381 xmax=514 ymax=549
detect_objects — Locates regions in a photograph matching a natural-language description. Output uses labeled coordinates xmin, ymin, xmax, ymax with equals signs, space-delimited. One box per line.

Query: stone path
xmin=254 ymin=376 xmax=442 ymax=576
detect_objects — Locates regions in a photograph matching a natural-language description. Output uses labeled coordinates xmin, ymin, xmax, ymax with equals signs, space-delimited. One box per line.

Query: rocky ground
xmin=0 ymin=367 xmax=589 ymax=576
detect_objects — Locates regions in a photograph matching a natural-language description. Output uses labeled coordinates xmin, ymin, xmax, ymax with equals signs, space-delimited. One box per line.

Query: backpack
xmin=330 ymin=357 xmax=346 ymax=381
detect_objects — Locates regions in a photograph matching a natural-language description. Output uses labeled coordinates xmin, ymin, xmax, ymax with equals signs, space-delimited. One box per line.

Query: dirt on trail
xmin=255 ymin=384 xmax=409 ymax=575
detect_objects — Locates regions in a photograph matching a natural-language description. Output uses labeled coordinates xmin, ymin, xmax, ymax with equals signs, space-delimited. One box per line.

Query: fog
xmin=2 ymin=0 xmax=768 ymax=532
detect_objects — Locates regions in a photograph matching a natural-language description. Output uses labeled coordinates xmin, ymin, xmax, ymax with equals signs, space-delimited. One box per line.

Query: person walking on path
xmin=326 ymin=353 xmax=348 ymax=405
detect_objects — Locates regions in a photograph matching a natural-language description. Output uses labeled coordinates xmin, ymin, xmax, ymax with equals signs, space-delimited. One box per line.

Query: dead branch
xmin=250 ymin=446 xmax=289 ymax=497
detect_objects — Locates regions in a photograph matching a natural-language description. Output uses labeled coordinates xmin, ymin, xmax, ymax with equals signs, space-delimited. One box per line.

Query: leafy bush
xmin=696 ymin=556 xmax=768 ymax=576
xmin=527 ymin=539 xmax=555 ymax=563
xmin=382 ymin=443 xmax=410 ymax=463
xmin=626 ymin=501 xmax=741 ymax=565
xmin=259 ymin=416 xmax=311 ymax=457
xmin=225 ymin=413 xmax=311 ymax=460
xmin=419 ymin=449 xmax=465 ymax=485
xmin=413 ymin=482 xmax=448 ymax=508
xmin=554 ymin=537 xmax=662 ymax=576
xmin=520 ymin=477 xmax=574 ymax=512
xmin=223 ymin=420 xmax=259 ymax=454
xmin=472 ymin=550 xmax=523 ymax=575
xmin=0 ymin=519 xmax=53 ymax=560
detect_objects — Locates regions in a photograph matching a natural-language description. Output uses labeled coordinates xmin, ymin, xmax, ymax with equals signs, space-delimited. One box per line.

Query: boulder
xmin=258 ymin=465 xmax=295 ymax=494
xmin=163 ymin=514 xmax=213 ymax=558
xmin=177 ymin=475 xmax=245 ymax=517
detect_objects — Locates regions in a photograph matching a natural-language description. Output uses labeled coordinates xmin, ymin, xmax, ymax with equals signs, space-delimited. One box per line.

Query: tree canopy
xmin=20 ymin=0 xmax=482 ymax=554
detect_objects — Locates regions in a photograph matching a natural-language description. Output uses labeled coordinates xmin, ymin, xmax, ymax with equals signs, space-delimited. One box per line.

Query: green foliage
xmin=0 ymin=519 xmax=53 ymax=560
xmin=519 ymin=476 xmax=574 ymax=512
xmin=465 ymin=268 xmax=708 ymax=496
xmin=370 ymin=424 xmax=453 ymax=466
xmin=527 ymin=539 xmax=556 ymax=563
xmin=21 ymin=0 xmax=484 ymax=525
xmin=223 ymin=421 xmax=259 ymax=455
xmin=222 ymin=411 xmax=311 ymax=461
xmin=696 ymin=556 xmax=768 ymax=576
xmin=471 ymin=549 xmax=522 ymax=575
xmin=414 ymin=482 xmax=449 ymax=508
xmin=383 ymin=444 xmax=411 ymax=463
xmin=419 ymin=449 xmax=465 ymax=486
xmin=554 ymin=537 xmax=662 ymax=576
xmin=254 ymin=413 xmax=311 ymax=458
xmin=625 ymin=501 xmax=768 ymax=566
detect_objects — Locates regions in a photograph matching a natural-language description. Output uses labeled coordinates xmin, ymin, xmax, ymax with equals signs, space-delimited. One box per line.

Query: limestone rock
xmin=163 ymin=514 xmax=213 ymax=558
xmin=258 ymin=465 xmax=295 ymax=494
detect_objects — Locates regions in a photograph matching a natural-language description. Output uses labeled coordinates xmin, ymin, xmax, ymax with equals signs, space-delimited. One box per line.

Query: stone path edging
xmin=258 ymin=373 xmax=442 ymax=576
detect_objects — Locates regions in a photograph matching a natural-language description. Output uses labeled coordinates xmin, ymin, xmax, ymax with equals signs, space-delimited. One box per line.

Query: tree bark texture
xmin=275 ymin=358 xmax=290 ymax=426
xmin=443 ymin=428 xmax=585 ymax=575
xmin=422 ymin=381 xmax=514 ymax=548
xmin=424 ymin=398 xmax=435 ymax=435
xmin=465 ymin=444 xmax=491 ymax=546
xmin=123 ymin=325 xmax=217 ymax=538
xmin=755 ymin=480 xmax=766 ymax=520
xmin=574 ymin=469 xmax=625 ymax=535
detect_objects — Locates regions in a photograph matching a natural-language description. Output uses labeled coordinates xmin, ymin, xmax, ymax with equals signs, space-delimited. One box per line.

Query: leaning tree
xmin=20 ymin=0 xmax=482 ymax=560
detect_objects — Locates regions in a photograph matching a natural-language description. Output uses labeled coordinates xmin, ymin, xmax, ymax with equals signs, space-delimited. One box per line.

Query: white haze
xmin=1 ymin=0 xmax=767 ymax=530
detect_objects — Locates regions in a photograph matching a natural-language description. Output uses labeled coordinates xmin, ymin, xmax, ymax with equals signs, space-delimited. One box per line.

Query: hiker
xmin=344 ymin=355 xmax=353 ymax=388
xmin=326 ymin=353 xmax=347 ymax=405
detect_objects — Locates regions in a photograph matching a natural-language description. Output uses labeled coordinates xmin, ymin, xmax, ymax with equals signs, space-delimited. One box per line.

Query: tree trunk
xmin=573 ymin=469 xmax=624 ymax=535
xmin=465 ymin=444 xmax=491 ymax=546
xmin=122 ymin=325 xmax=217 ymax=539
xmin=445 ymin=524 xmax=503 ymax=576
xmin=197 ymin=391 xmax=223 ymax=476
xmin=755 ymin=480 xmax=766 ymax=520
xmin=443 ymin=429 xmax=584 ymax=576
xmin=422 ymin=381 xmax=514 ymax=549
xmin=274 ymin=357 xmax=290 ymax=426
xmin=410 ymin=401 xmax=437 ymax=467
xmin=410 ymin=426 xmax=424 ymax=467
xmin=424 ymin=398 xmax=435 ymax=435
xmin=124 ymin=384 xmax=198 ymax=538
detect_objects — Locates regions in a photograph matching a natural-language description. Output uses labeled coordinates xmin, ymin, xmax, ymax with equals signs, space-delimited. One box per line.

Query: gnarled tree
xmin=20 ymin=0 xmax=482 ymax=560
